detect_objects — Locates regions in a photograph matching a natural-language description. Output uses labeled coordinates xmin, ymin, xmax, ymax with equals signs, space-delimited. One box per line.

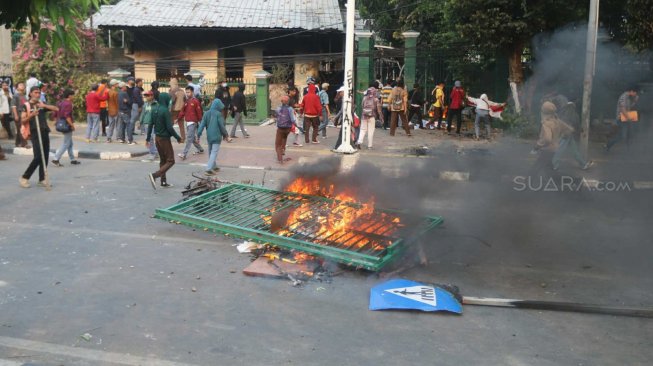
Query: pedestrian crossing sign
xmin=369 ymin=279 xmax=463 ymax=314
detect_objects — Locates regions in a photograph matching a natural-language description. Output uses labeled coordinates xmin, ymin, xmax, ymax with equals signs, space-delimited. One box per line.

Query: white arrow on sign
xmin=385 ymin=285 xmax=437 ymax=307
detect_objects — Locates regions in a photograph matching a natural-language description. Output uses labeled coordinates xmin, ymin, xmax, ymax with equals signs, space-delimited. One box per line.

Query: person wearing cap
xmin=446 ymin=80 xmax=465 ymax=135
xmin=147 ymin=92 xmax=182 ymax=189
xmin=106 ymin=79 xmax=120 ymax=142
xmin=85 ymin=83 xmax=108 ymax=143
xmin=302 ymin=76 xmax=320 ymax=97
xmin=317 ymin=82 xmax=330 ymax=138
xmin=117 ymin=82 xmax=131 ymax=143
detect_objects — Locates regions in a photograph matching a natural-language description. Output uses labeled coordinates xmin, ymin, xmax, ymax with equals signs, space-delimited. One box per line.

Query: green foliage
xmin=0 ymin=0 xmax=100 ymax=53
xmin=13 ymin=26 xmax=101 ymax=121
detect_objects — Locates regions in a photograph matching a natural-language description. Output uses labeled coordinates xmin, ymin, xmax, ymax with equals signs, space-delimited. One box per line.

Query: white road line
xmin=0 ymin=336 xmax=199 ymax=366
xmin=238 ymin=165 xmax=265 ymax=170
xmin=439 ymin=171 xmax=470 ymax=181
xmin=0 ymin=221 xmax=222 ymax=247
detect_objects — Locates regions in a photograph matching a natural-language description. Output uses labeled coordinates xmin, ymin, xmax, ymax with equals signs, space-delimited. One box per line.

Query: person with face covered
xmin=215 ymin=81 xmax=232 ymax=124
xmin=197 ymin=98 xmax=232 ymax=175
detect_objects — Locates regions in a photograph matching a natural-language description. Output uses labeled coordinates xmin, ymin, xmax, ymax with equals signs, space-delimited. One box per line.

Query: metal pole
xmin=336 ymin=0 xmax=357 ymax=154
xmin=34 ymin=114 xmax=51 ymax=190
xmin=580 ymin=0 xmax=600 ymax=160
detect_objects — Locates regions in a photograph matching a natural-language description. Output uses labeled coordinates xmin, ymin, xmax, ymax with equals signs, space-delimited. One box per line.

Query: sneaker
xmin=51 ymin=160 xmax=62 ymax=167
xmin=128 ymin=141 xmax=137 ymax=145
xmin=292 ymin=142 xmax=303 ymax=147
xmin=582 ymin=161 xmax=594 ymax=170
xmin=244 ymin=135 xmax=251 ymax=138
xmin=311 ymin=140 xmax=320 ymax=144
xmin=71 ymin=160 xmax=81 ymax=165
xmin=148 ymin=173 xmax=157 ymax=190
xmin=212 ymin=166 xmax=221 ymax=172
xmin=192 ymin=150 xmax=204 ymax=155
xmin=160 ymin=182 xmax=174 ymax=188
xmin=19 ymin=177 xmax=30 ymax=188
xmin=106 ymin=138 xmax=112 ymax=143
xmin=321 ymin=136 xmax=327 ymax=139
xmin=177 ymin=153 xmax=186 ymax=160
xmin=37 ymin=181 xmax=49 ymax=188
xmin=204 ymin=170 xmax=216 ymax=176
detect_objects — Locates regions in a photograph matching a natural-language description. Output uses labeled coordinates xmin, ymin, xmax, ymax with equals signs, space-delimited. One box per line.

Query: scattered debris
xmin=181 ymin=174 xmax=231 ymax=201
xmin=236 ymin=241 xmax=261 ymax=253
xmin=80 ymin=333 xmax=93 ymax=342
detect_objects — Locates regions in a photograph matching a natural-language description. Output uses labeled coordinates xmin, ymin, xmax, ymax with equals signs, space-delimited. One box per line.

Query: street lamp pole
xmin=336 ymin=0 xmax=357 ymax=154
xmin=580 ymin=0 xmax=600 ymax=159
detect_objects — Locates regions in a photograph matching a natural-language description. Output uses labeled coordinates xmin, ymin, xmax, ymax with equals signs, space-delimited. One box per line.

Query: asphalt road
xmin=1 ymin=135 xmax=652 ymax=365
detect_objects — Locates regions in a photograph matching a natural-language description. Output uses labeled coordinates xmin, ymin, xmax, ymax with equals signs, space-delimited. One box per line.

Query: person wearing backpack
xmin=275 ymin=95 xmax=296 ymax=163
xmin=356 ymin=83 xmax=383 ymax=149
xmin=389 ymin=79 xmax=411 ymax=136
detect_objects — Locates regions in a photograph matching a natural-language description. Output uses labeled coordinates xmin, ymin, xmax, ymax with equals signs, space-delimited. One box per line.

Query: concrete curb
xmin=2 ymin=145 xmax=149 ymax=160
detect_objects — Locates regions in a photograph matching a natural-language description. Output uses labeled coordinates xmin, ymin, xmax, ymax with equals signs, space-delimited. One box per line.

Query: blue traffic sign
xmin=369 ymin=279 xmax=463 ymax=314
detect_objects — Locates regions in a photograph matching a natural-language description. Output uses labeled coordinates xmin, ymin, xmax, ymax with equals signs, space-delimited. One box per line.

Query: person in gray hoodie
xmin=197 ymin=99 xmax=232 ymax=175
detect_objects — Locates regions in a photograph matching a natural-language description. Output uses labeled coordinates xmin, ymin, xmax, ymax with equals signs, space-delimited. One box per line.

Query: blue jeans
xmin=230 ymin=112 xmax=249 ymax=137
xmin=106 ymin=114 xmax=118 ymax=140
xmin=55 ymin=131 xmax=74 ymax=161
xmin=474 ymin=109 xmax=491 ymax=138
xmin=606 ymin=121 xmax=635 ymax=150
xmin=206 ymin=142 xmax=222 ymax=171
xmin=145 ymin=125 xmax=157 ymax=156
xmin=553 ymin=135 xmax=587 ymax=169
xmin=128 ymin=104 xmax=140 ymax=142
xmin=85 ymin=113 xmax=100 ymax=140
xmin=318 ymin=108 xmax=329 ymax=137
xmin=117 ymin=112 xmax=130 ymax=141
xmin=182 ymin=123 xmax=204 ymax=156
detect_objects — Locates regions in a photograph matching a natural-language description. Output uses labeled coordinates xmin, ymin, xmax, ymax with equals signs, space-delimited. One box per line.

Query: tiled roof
xmin=91 ymin=0 xmax=344 ymax=31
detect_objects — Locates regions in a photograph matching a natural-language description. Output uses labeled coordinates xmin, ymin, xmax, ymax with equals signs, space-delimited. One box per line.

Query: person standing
xmin=0 ymin=81 xmax=12 ymax=139
xmin=117 ymin=82 xmax=131 ymax=143
xmin=106 ymin=79 xmax=120 ymax=142
xmin=52 ymin=89 xmax=81 ymax=166
xmin=467 ymin=93 xmax=501 ymax=140
xmin=97 ymin=79 xmax=109 ymax=137
xmin=606 ymin=86 xmax=639 ymax=152
xmin=407 ymin=83 xmax=424 ymax=129
xmin=176 ymin=86 xmax=204 ymax=160
xmin=185 ymin=75 xmax=201 ymax=98
xmin=214 ymin=81 xmax=231 ymax=125
xmin=146 ymin=93 xmax=182 ymax=189
xmin=317 ymin=83 xmax=330 ymax=138
xmin=25 ymin=73 xmax=39 ymax=92
xmin=140 ymin=90 xmax=158 ymax=161
xmin=357 ymin=83 xmax=383 ymax=149
xmin=128 ymin=78 xmax=144 ymax=145
xmin=10 ymin=82 xmax=29 ymax=148
xmin=430 ymin=82 xmax=445 ymax=129
xmin=300 ymin=84 xmax=322 ymax=144
xmin=169 ymin=78 xmax=187 ymax=142
xmin=274 ymin=95 xmax=295 ymax=164
xmin=197 ymin=98 xmax=232 ymax=175
xmin=380 ymin=81 xmax=393 ymax=130
xmin=389 ymin=79 xmax=411 ymax=136
xmin=19 ymin=86 xmax=59 ymax=188
xmin=229 ymin=83 xmax=250 ymax=138
xmin=85 ymin=83 xmax=108 ymax=143
xmin=446 ymin=80 xmax=465 ymax=135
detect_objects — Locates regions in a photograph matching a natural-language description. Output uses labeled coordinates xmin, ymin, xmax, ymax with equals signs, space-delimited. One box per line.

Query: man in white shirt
xmin=25 ymin=73 xmax=40 ymax=93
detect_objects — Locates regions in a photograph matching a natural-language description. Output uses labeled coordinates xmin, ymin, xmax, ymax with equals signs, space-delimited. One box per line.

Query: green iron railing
xmin=154 ymin=184 xmax=443 ymax=271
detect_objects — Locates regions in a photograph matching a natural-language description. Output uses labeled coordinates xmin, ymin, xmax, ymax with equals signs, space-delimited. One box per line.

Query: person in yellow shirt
xmin=429 ymin=82 xmax=445 ymax=129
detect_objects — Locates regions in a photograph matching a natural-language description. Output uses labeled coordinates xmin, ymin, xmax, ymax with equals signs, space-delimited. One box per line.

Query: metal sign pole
xmin=336 ymin=0 xmax=357 ymax=154
xmin=580 ymin=0 xmax=600 ymax=160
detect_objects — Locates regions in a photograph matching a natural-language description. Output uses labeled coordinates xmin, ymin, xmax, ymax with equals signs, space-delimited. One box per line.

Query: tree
xmin=0 ymin=0 xmax=101 ymax=53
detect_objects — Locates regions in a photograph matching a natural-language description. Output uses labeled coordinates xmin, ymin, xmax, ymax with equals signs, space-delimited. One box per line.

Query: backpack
xmin=362 ymin=94 xmax=376 ymax=117
xmin=277 ymin=106 xmax=293 ymax=128
xmin=391 ymin=90 xmax=404 ymax=111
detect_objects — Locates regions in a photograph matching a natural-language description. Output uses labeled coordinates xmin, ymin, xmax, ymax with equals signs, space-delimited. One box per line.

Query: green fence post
xmin=355 ymin=31 xmax=374 ymax=115
xmin=402 ymin=31 xmax=420 ymax=88
xmin=254 ymin=70 xmax=271 ymax=121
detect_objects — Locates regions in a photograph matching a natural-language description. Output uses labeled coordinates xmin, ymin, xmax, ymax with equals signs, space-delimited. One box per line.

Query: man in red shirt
xmin=85 ymin=83 xmax=108 ymax=143
xmin=175 ymin=86 xmax=203 ymax=160
xmin=446 ymin=80 xmax=465 ymax=135
xmin=300 ymin=83 xmax=322 ymax=144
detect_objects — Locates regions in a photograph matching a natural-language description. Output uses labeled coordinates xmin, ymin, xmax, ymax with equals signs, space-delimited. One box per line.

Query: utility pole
xmin=336 ymin=0 xmax=357 ymax=154
xmin=580 ymin=0 xmax=600 ymax=159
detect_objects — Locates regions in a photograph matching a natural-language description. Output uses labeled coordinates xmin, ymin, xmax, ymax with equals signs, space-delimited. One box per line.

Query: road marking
xmin=634 ymin=181 xmax=653 ymax=189
xmin=439 ymin=171 xmax=470 ymax=181
xmin=0 ymin=359 xmax=22 ymax=366
xmin=0 ymin=221 xmax=224 ymax=247
xmin=238 ymin=165 xmax=265 ymax=170
xmin=100 ymin=151 xmax=132 ymax=160
xmin=0 ymin=336 xmax=199 ymax=366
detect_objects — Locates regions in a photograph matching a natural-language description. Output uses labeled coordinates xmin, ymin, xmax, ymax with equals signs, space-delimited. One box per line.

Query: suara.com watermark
xmin=513 ymin=176 xmax=632 ymax=192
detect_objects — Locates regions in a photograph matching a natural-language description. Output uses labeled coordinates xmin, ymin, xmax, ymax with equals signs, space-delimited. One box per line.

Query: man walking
xmin=169 ymin=78 xmax=186 ymax=142
xmin=98 ymin=79 xmax=109 ymax=137
xmin=229 ymin=83 xmax=250 ymax=138
xmin=301 ymin=84 xmax=322 ymax=144
xmin=215 ymin=81 xmax=231 ymax=125
xmin=317 ymin=83 xmax=330 ymax=138
xmin=176 ymin=86 xmax=204 ymax=160
xmin=197 ymin=99 xmax=232 ymax=175
xmin=147 ymin=93 xmax=182 ymax=189
xmin=389 ymin=79 xmax=411 ymax=136
xmin=19 ymin=87 xmax=59 ymax=188
xmin=85 ymin=83 xmax=108 ymax=143
xmin=106 ymin=79 xmax=120 ymax=142
xmin=446 ymin=80 xmax=465 ymax=135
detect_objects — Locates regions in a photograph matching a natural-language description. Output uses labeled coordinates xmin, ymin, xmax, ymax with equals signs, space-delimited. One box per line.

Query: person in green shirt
xmin=146 ymin=92 xmax=182 ymax=189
